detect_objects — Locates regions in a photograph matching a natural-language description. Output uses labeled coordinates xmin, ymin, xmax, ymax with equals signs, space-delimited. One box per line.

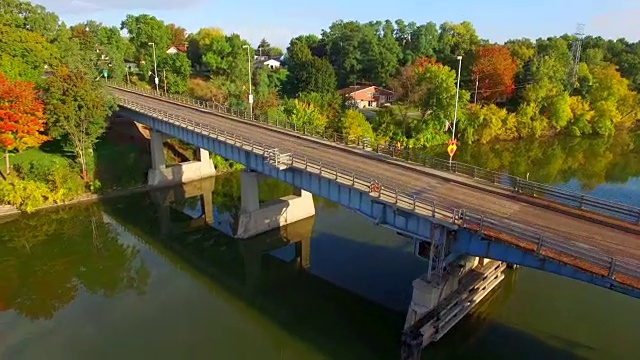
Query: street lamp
xmin=242 ymin=45 xmax=253 ymax=120
xmin=148 ymin=42 xmax=159 ymax=93
xmin=451 ymin=55 xmax=463 ymax=141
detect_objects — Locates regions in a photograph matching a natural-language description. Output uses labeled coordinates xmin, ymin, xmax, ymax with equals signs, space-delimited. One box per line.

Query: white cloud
xmin=33 ymin=0 xmax=204 ymax=14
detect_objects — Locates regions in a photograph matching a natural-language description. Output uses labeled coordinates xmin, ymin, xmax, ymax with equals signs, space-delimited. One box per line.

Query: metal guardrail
xmin=106 ymin=81 xmax=640 ymax=226
xmin=116 ymin=96 xmax=640 ymax=286
xmin=264 ymin=149 xmax=292 ymax=170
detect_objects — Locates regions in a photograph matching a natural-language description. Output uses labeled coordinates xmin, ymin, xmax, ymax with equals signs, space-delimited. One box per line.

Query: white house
xmin=263 ymin=59 xmax=281 ymax=69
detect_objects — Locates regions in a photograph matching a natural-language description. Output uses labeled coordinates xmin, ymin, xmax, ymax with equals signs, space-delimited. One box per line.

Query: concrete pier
xmin=147 ymin=130 xmax=216 ymax=186
xmin=236 ymin=170 xmax=316 ymax=239
xmin=402 ymin=256 xmax=506 ymax=359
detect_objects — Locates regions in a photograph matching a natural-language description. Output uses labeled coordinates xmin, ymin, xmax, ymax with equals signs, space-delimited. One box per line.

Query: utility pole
xmin=148 ymin=42 xmax=159 ymax=93
xmin=474 ymin=76 xmax=479 ymax=104
xmin=448 ymin=55 xmax=463 ymax=166
xmin=126 ymin=66 xmax=130 ymax=85
xmin=163 ymin=68 xmax=167 ymax=95
xmin=451 ymin=55 xmax=463 ymax=142
xmin=242 ymin=45 xmax=253 ymax=119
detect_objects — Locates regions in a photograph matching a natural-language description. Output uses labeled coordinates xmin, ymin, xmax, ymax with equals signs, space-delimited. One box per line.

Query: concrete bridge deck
xmin=110 ymin=87 xmax=640 ymax=290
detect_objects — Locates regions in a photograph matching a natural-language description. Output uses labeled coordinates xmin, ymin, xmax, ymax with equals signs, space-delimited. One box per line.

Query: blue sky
xmin=35 ymin=0 xmax=640 ymax=48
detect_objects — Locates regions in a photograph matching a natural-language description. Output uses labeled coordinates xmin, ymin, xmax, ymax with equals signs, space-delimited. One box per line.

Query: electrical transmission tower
xmin=568 ymin=23 xmax=586 ymax=89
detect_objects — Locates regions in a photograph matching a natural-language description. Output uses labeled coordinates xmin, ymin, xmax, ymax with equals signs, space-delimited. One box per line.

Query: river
xmin=1 ymin=131 xmax=639 ymax=360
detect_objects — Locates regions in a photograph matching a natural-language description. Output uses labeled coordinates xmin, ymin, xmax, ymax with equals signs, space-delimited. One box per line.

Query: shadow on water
xmin=423 ymin=269 xmax=589 ymax=360
xmin=103 ymin=188 xmax=405 ymax=359
xmin=98 ymin=175 xmax=587 ymax=360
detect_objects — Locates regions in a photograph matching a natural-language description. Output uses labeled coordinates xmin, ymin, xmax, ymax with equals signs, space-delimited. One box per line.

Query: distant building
xmin=124 ymin=60 xmax=138 ymax=71
xmin=338 ymin=85 xmax=395 ymax=108
xmin=166 ymin=45 xmax=187 ymax=54
xmin=253 ymin=56 xmax=282 ymax=70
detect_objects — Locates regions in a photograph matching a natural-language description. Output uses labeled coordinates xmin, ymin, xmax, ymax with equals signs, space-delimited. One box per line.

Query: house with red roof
xmin=338 ymin=85 xmax=395 ymax=108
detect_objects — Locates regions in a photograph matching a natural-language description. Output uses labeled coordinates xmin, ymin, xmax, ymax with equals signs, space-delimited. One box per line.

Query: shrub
xmin=0 ymin=178 xmax=51 ymax=212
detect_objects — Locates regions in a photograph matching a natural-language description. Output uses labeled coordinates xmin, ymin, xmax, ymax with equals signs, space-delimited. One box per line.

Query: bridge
xmin=107 ymin=82 xmax=640 ymax=357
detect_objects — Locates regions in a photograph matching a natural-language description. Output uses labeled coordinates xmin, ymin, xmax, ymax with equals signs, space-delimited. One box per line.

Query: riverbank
xmin=0 ymin=115 xmax=242 ymax=216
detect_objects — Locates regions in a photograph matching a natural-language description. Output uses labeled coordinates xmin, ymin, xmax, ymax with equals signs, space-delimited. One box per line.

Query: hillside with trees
xmin=116 ymin=16 xmax=639 ymax=149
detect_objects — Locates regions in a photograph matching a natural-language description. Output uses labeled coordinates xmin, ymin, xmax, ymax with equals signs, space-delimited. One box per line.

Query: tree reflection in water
xmin=431 ymin=130 xmax=640 ymax=191
xmin=0 ymin=204 xmax=149 ymax=320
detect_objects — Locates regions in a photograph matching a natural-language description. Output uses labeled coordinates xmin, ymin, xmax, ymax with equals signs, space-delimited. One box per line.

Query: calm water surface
xmin=1 ymin=131 xmax=640 ymax=360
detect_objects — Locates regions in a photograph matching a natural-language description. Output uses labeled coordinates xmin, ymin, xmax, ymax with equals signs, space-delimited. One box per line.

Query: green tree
xmin=403 ymin=22 xmax=439 ymax=64
xmin=436 ymin=21 xmax=480 ymax=67
xmin=158 ymin=53 xmax=191 ymax=94
xmin=253 ymin=66 xmax=287 ymax=113
xmin=0 ymin=25 xmax=60 ymax=83
xmin=0 ymin=0 xmax=65 ymax=42
xmin=340 ymin=109 xmax=374 ymax=142
xmin=283 ymin=40 xmax=337 ymax=97
xmin=257 ymin=38 xmax=283 ymax=57
xmin=413 ymin=61 xmax=470 ymax=146
xmin=282 ymin=99 xmax=328 ymax=133
xmin=43 ymin=67 xmax=115 ymax=181
xmin=588 ymin=63 xmax=640 ymax=132
xmin=69 ymin=21 xmax=127 ymax=81
xmin=120 ymin=14 xmax=172 ymax=78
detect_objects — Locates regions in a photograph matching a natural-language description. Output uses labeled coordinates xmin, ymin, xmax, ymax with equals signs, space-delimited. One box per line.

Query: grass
xmin=10 ymin=147 xmax=71 ymax=172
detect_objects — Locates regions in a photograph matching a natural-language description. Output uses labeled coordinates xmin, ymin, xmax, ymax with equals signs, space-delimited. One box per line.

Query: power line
xmin=462 ymin=80 xmax=536 ymax=94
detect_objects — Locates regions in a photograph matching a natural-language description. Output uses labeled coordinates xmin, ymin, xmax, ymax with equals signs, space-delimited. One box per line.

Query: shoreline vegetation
xmin=1 ymin=0 xmax=639 ymax=212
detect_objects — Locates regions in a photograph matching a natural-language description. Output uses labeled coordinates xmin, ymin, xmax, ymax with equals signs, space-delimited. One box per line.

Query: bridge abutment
xmin=236 ymin=170 xmax=316 ymax=239
xmin=401 ymin=227 xmax=506 ymax=359
xmin=147 ymin=130 xmax=217 ymax=186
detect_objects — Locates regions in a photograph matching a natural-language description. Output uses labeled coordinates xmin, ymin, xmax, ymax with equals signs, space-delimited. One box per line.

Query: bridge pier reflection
xmin=149 ymin=177 xmax=216 ymax=237
xmin=148 ymin=177 xmax=313 ymax=288
xmin=238 ymin=217 xmax=314 ymax=288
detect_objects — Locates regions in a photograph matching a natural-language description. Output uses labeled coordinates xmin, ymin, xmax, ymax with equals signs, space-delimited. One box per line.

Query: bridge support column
xmin=147 ymin=130 xmax=216 ymax=187
xmin=401 ymin=228 xmax=506 ymax=357
xmin=236 ymin=170 xmax=315 ymax=239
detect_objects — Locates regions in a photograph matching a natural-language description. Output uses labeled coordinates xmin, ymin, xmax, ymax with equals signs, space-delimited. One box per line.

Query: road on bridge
xmin=112 ymin=88 xmax=640 ymax=267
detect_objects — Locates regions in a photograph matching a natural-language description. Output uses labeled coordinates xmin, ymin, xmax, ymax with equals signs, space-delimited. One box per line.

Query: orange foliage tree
xmin=0 ymin=72 xmax=48 ymax=174
xmin=471 ymin=45 xmax=517 ymax=103
xmin=413 ymin=57 xmax=438 ymax=72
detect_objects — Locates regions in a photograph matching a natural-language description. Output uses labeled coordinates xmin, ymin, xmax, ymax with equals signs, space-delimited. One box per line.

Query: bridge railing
xmin=106 ymin=81 xmax=640 ymax=225
xmin=116 ymin=97 xmax=640 ymax=287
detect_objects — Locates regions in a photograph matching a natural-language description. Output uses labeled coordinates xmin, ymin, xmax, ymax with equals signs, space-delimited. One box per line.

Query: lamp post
xmin=242 ymin=45 xmax=253 ymax=119
xmin=148 ymin=42 xmax=159 ymax=93
xmin=451 ymin=55 xmax=463 ymax=141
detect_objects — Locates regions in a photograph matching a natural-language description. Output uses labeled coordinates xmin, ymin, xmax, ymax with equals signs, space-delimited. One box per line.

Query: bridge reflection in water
xmin=101 ymin=176 xmax=416 ymax=358
xmin=100 ymin=175 xmax=619 ymax=360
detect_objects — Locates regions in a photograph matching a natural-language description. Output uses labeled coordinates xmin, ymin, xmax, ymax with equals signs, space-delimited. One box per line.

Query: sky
xmin=33 ymin=0 xmax=640 ymax=48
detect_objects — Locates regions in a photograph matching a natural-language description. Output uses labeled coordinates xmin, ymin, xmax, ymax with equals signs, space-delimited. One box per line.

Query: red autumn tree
xmin=167 ymin=23 xmax=187 ymax=46
xmin=0 ymin=72 xmax=48 ymax=174
xmin=414 ymin=57 xmax=438 ymax=72
xmin=471 ymin=45 xmax=517 ymax=103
